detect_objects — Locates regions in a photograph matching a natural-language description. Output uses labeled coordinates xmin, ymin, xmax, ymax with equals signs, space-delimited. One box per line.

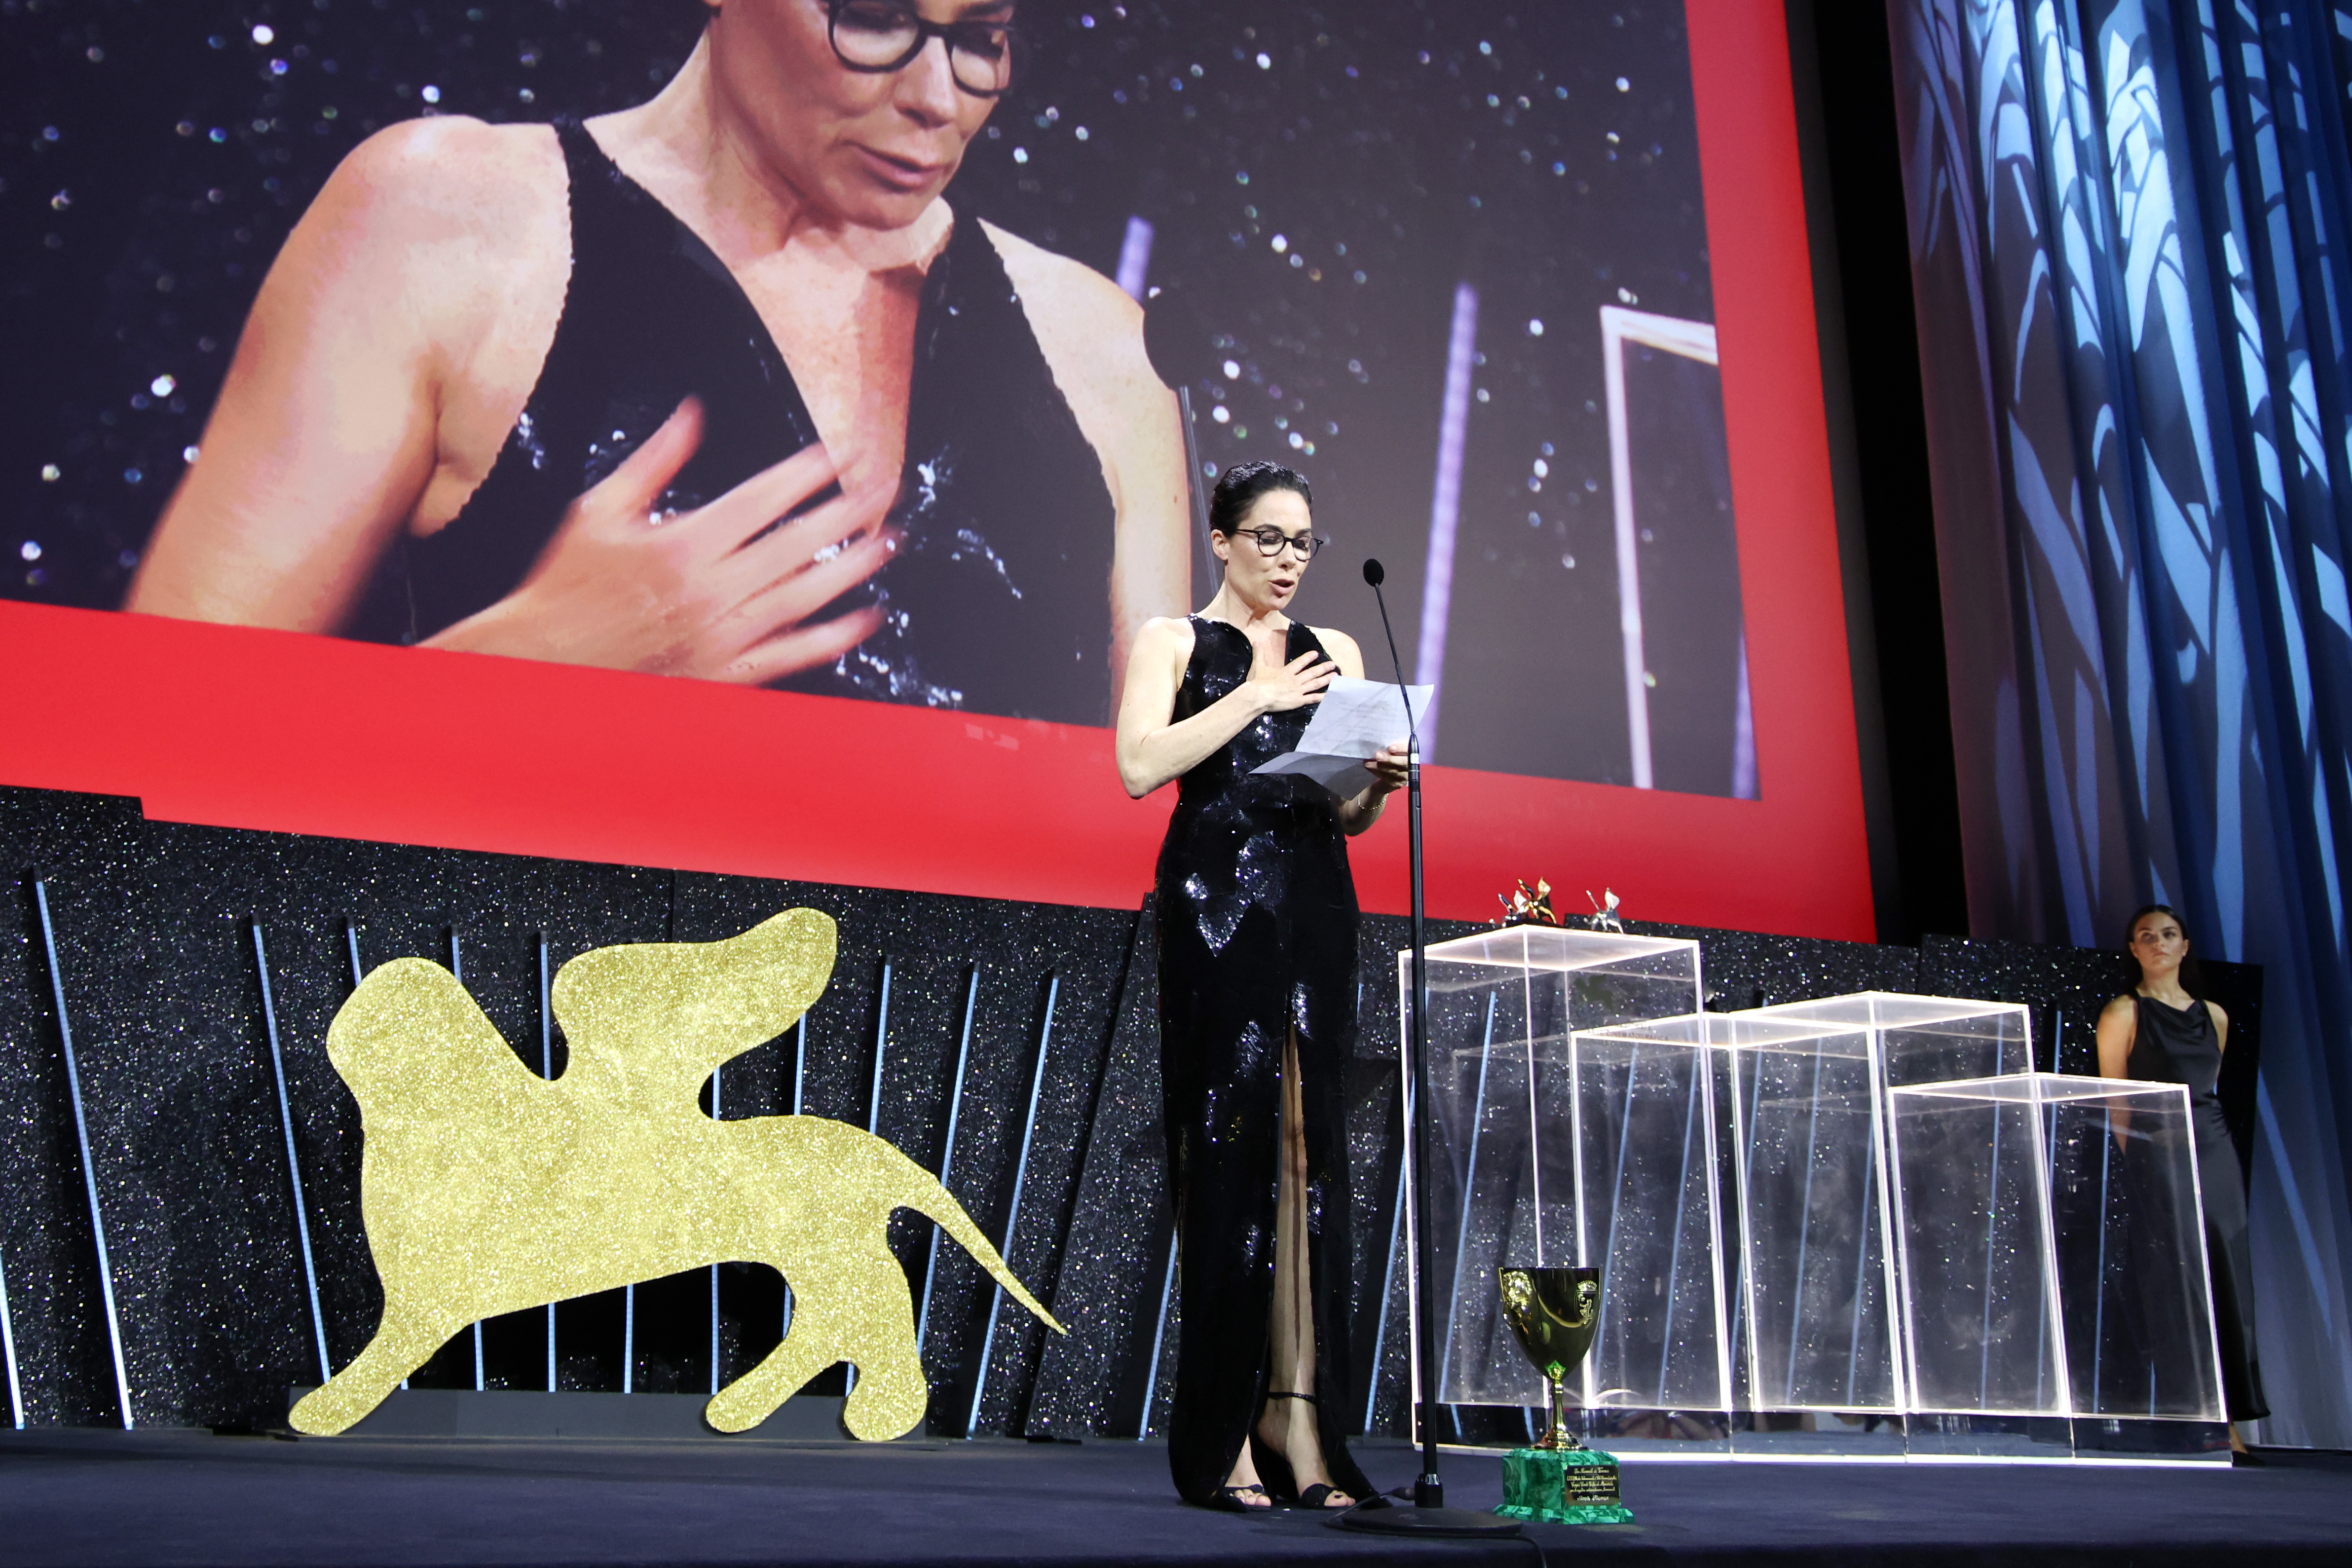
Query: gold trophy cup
xmin=1495 ymin=1266 xmax=1632 ymax=1524
xmin=1499 ymin=1266 xmax=1600 ymax=1449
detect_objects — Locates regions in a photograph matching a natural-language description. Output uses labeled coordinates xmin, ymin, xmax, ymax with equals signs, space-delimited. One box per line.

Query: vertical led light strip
xmin=1842 ymin=1129 xmax=1877 ymax=1410
xmin=0 ymin=1243 xmax=19 ymax=1428
xmin=866 ymin=965 xmax=893 ymax=1134
xmin=1698 ymin=1029 xmax=1732 ymax=1417
xmin=1137 ymin=1229 xmax=1178 ymax=1440
xmin=251 ymin=922 xmax=331 ymax=1384
xmin=1114 ymin=215 xmax=1154 ymax=301
xmin=1520 ymin=930 xmax=1543 ymax=1268
xmin=709 ymin=1061 xmax=723 ymax=1398
xmin=450 ymin=928 xmax=485 ymax=1394
xmin=1437 ymin=993 xmax=1497 ymax=1404
xmin=1732 ymin=1040 xmax=1765 ymax=1414
xmin=32 ymin=879 xmax=132 ymax=1429
xmin=2022 ymin=1077 xmax=2074 ymax=1419
xmin=1781 ymin=1045 xmax=1829 ymax=1406
xmin=1363 ymin=1071 xmax=1411 ymax=1436
xmin=539 ymin=934 xmax=557 ymax=1394
xmin=1975 ymin=1100 xmax=2005 ymax=1410
xmin=1414 ymin=282 xmax=1480 ymax=754
xmin=1568 ymin=1026 xmax=1591 ymax=1411
xmin=966 ymin=976 xmax=1057 ymax=1437
xmin=348 ymin=920 xmax=406 ymax=1392
xmin=917 ymin=969 xmax=977 ymax=1353
xmin=780 ymin=1017 xmax=807 ymax=1348
xmin=840 ymin=963 xmax=894 ymax=1400
xmin=1652 ymin=1052 xmax=1701 ymax=1406
xmin=1592 ymin=1044 xmax=1643 ymax=1406
xmin=1598 ymin=304 xmax=1720 ymax=789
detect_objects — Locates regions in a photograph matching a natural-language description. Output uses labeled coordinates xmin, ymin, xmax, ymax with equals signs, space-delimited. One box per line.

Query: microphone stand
xmin=1337 ymin=562 xmax=1518 ymax=1539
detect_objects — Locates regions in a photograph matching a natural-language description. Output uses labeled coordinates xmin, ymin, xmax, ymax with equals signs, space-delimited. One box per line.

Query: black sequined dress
xmin=346 ymin=116 xmax=1118 ymax=725
xmin=2128 ymin=994 xmax=2268 ymax=1420
xmin=1155 ymin=616 xmax=1374 ymax=1507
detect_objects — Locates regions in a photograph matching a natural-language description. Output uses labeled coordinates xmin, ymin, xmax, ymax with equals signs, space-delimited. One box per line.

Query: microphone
xmin=1360 ymin=559 xmax=1419 ymax=748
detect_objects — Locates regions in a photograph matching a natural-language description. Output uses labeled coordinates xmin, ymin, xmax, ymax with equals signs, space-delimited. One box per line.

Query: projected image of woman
xmin=126 ymin=0 xmax=1188 ymax=726
xmin=2095 ymin=905 xmax=2269 ymax=1455
xmin=1114 ymin=461 xmax=1408 ymax=1510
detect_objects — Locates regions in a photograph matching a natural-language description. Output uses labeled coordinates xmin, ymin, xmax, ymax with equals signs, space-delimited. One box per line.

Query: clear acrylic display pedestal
xmin=1397 ymin=961 xmax=2228 ymax=1466
xmin=1397 ymin=927 xmax=1701 ymax=1447
xmin=1746 ymin=992 xmax=2034 ymax=1091
xmin=1723 ymin=992 xmax=2035 ymax=1456
xmin=1886 ymin=1072 xmax=2228 ymax=1462
xmin=1709 ymin=1011 xmax=1906 ymax=1456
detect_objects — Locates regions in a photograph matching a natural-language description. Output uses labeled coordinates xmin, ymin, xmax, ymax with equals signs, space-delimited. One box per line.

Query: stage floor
xmin=3 ymin=1430 xmax=2349 ymax=1567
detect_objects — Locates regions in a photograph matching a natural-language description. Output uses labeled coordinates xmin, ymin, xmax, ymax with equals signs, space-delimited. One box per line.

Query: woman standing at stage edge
xmin=2095 ymin=905 xmax=2269 ymax=1456
xmin=1114 ymin=462 xmax=1407 ymax=1511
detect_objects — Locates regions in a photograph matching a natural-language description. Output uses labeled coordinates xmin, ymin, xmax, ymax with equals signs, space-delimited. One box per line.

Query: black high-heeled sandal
xmin=1253 ymin=1391 xmax=1354 ymax=1509
xmin=1209 ymin=1482 xmax=1274 ymax=1512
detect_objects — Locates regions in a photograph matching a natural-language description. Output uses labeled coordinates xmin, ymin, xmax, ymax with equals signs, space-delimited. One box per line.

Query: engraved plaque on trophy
xmin=1495 ymin=1266 xmax=1635 ymax=1525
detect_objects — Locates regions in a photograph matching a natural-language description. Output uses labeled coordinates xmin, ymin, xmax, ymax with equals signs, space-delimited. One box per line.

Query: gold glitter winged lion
xmin=289 ymin=908 xmax=1062 ymax=1439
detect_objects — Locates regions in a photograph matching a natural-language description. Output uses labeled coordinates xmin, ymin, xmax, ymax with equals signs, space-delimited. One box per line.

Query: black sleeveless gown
xmin=1156 ymin=616 xmax=1374 ymax=1506
xmin=2128 ymin=995 xmax=2267 ymax=1420
xmin=346 ymin=117 xmax=1119 ymax=726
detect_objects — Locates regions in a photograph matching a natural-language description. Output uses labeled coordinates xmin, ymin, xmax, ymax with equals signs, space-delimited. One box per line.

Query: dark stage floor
xmin=3 ymin=1429 xmax=2349 ymax=1567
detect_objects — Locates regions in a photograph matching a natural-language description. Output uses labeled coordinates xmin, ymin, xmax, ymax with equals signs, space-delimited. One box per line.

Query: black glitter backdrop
xmin=0 ymin=783 xmax=2261 ymax=1435
xmin=2 ymin=0 xmax=1721 ymax=786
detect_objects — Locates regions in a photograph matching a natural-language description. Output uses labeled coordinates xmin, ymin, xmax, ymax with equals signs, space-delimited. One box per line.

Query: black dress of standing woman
xmin=2095 ymin=904 xmax=2268 ymax=1455
xmin=1114 ymin=462 xmax=1409 ymax=1510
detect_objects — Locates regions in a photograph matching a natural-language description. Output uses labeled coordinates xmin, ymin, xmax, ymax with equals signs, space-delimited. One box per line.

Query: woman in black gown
xmin=1114 ymin=461 xmax=1408 ymax=1510
xmin=2094 ymin=904 xmax=2268 ymax=1455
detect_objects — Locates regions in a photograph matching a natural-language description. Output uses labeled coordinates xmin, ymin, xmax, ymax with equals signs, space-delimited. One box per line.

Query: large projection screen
xmin=0 ymin=0 xmax=1868 ymax=937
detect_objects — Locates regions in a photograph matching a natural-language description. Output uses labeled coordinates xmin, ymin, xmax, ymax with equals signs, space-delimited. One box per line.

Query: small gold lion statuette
xmin=289 ymin=908 xmax=1061 ymax=1441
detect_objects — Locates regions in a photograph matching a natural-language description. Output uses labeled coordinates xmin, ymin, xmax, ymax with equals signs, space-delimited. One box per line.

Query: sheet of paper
xmin=1294 ymin=676 xmax=1430 ymax=757
xmin=1250 ymin=677 xmax=1431 ymax=800
xmin=1253 ymin=750 xmax=1390 ymax=795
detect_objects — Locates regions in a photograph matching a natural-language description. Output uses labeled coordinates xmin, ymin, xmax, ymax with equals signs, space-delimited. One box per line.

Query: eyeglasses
xmin=1230 ymin=526 xmax=1328 ymax=560
xmin=827 ymin=0 xmax=1016 ymax=97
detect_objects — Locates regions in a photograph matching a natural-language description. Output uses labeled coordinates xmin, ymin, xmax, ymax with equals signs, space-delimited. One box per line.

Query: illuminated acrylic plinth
xmin=1745 ymin=992 xmax=2033 ymax=1091
xmin=1712 ymin=1013 xmax=1903 ymax=1417
xmin=1555 ymin=1016 xmax=1775 ymax=1422
xmin=1726 ymin=992 xmax=2033 ymax=1429
xmin=1886 ymin=1073 xmax=2225 ymax=1448
xmin=1398 ymin=928 xmax=1700 ymax=1411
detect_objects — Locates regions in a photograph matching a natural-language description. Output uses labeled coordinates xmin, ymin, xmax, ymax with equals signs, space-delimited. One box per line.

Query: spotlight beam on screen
xmin=1114 ymin=217 xmax=1154 ymax=302
xmin=1600 ymin=305 xmax=1720 ymax=791
xmin=1415 ymin=283 xmax=1479 ymax=756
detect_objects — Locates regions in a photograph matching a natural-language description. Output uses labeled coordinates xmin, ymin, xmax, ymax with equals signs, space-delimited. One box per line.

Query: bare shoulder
xmin=319 ymin=117 xmax=561 ymax=240
xmin=983 ymin=222 xmax=1145 ymax=337
xmin=2099 ymin=994 xmax=2140 ymax=1024
xmin=1135 ymin=613 xmax=1198 ymax=658
xmin=1120 ymin=615 xmax=1196 ymax=710
xmin=1314 ymin=626 xmax=1367 ymax=675
xmin=2206 ymin=999 xmax=2231 ymax=1033
xmin=981 ymin=221 xmax=1161 ymax=406
xmin=272 ymin=117 xmax=568 ymax=389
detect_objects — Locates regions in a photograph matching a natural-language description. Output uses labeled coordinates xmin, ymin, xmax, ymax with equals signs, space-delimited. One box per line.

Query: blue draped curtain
xmin=1887 ymin=0 xmax=2352 ymax=1443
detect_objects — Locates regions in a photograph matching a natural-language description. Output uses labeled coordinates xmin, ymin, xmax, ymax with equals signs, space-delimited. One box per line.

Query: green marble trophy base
xmin=1496 ymin=1445 xmax=1635 ymax=1526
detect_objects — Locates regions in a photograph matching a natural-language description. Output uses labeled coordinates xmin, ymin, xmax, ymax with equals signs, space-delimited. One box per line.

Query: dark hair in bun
xmin=1209 ymin=460 xmax=1312 ymax=537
